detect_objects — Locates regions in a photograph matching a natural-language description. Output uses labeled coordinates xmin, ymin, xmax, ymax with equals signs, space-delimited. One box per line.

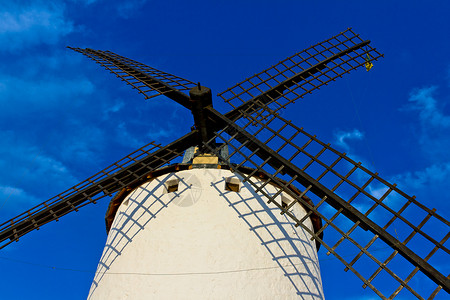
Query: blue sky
xmin=0 ymin=0 xmax=449 ymax=299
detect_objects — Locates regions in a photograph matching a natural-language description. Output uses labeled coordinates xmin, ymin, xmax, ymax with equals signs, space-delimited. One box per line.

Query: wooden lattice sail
xmin=1 ymin=29 xmax=448 ymax=299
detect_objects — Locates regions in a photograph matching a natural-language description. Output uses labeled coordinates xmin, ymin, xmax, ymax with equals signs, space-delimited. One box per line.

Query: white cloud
xmin=393 ymin=162 xmax=450 ymax=191
xmin=0 ymin=185 xmax=41 ymax=212
xmin=407 ymin=86 xmax=450 ymax=128
xmin=0 ymin=2 xmax=73 ymax=51
xmin=102 ymin=100 xmax=125 ymax=120
xmin=354 ymin=84 xmax=450 ymax=213
xmin=368 ymin=185 xmax=390 ymax=200
xmin=333 ymin=129 xmax=364 ymax=151
xmin=404 ymin=86 xmax=450 ymax=162
xmin=0 ymin=74 xmax=94 ymax=113
xmin=0 ymin=131 xmax=78 ymax=201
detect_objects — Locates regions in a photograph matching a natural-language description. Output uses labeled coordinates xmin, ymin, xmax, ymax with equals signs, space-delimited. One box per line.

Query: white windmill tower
xmin=1 ymin=29 xmax=449 ymax=300
xmin=87 ymin=148 xmax=324 ymax=299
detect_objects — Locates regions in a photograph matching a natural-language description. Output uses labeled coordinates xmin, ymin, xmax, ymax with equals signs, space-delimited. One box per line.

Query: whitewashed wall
xmin=88 ymin=168 xmax=324 ymax=299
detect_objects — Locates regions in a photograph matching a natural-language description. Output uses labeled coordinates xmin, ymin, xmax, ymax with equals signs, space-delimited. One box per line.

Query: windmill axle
xmin=189 ymin=85 xmax=215 ymax=152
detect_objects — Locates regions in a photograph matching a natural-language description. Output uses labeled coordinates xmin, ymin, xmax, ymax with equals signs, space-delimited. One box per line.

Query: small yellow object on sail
xmin=365 ymin=53 xmax=373 ymax=71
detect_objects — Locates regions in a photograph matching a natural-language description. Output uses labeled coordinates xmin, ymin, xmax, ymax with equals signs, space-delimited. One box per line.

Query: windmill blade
xmin=0 ymin=131 xmax=197 ymax=250
xmin=203 ymin=106 xmax=449 ymax=299
xmin=220 ymin=28 xmax=383 ymax=122
xmin=68 ymin=47 xmax=196 ymax=109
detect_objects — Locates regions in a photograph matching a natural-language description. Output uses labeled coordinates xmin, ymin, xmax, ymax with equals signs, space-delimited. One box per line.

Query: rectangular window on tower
xmin=225 ymin=177 xmax=240 ymax=192
xmin=165 ymin=179 xmax=179 ymax=193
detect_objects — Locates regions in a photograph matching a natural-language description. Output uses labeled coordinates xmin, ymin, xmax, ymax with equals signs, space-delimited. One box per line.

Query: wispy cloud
xmin=368 ymin=84 xmax=450 ymax=211
xmin=333 ymin=129 xmax=364 ymax=151
xmin=332 ymin=128 xmax=374 ymax=170
xmin=0 ymin=185 xmax=41 ymax=212
xmin=332 ymin=85 xmax=450 ymax=212
xmin=0 ymin=74 xmax=94 ymax=114
xmin=407 ymin=86 xmax=450 ymax=128
xmin=0 ymin=130 xmax=78 ymax=211
xmin=0 ymin=2 xmax=73 ymax=52
xmin=102 ymin=99 xmax=125 ymax=120
xmin=404 ymin=86 xmax=450 ymax=163
xmin=394 ymin=162 xmax=450 ymax=192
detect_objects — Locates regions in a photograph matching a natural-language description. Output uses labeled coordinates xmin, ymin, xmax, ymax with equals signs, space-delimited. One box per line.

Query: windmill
xmin=1 ymin=28 xmax=449 ymax=299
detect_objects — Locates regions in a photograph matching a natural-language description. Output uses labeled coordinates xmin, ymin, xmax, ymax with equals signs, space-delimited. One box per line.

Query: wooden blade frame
xmin=0 ymin=132 xmax=197 ymax=250
xmin=220 ymin=28 xmax=383 ymax=122
xmin=202 ymin=105 xmax=450 ymax=299
xmin=67 ymin=47 xmax=196 ymax=109
xmin=3 ymin=29 xmax=447 ymax=299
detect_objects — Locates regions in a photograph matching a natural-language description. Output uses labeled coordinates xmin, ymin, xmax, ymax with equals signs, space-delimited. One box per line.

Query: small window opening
xmin=225 ymin=177 xmax=240 ymax=192
xmin=165 ymin=179 xmax=179 ymax=193
xmin=281 ymin=194 xmax=292 ymax=209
